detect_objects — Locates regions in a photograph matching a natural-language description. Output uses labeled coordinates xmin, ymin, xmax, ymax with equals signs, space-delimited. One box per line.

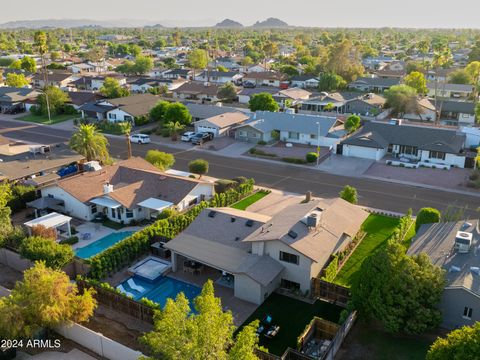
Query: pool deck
xmin=72 ymin=223 xmax=143 ymax=251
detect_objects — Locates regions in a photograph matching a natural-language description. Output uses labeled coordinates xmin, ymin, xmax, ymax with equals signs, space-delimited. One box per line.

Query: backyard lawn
xmin=17 ymin=113 xmax=75 ymax=125
xmin=334 ymin=214 xmax=413 ymax=287
xmin=230 ymin=190 xmax=270 ymax=210
xmin=238 ymin=293 xmax=343 ymax=356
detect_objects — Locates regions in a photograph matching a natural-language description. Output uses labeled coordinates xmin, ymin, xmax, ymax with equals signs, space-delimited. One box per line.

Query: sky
xmin=1 ymin=0 xmax=479 ymax=28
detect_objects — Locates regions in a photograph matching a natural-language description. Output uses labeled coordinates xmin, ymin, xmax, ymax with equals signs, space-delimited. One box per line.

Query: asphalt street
xmin=0 ymin=119 xmax=478 ymax=217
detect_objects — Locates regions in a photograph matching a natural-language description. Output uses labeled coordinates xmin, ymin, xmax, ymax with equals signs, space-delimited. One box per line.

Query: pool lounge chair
xmin=127 ymin=278 xmax=145 ymax=293
xmin=117 ymin=285 xmax=134 ymax=298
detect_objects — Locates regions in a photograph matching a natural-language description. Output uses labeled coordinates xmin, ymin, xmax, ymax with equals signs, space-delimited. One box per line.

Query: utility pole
xmin=316 ymin=121 xmax=321 ymax=167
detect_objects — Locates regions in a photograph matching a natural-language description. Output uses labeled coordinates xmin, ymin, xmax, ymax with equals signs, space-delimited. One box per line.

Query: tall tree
xmin=163 ymin=102 xmax=192 ymax=126
xmin=69 ymin=124 xmax=110 ymax=163
xmin=248 ymin=93 xmax=279 ymax=112
xmin=404 ymin=71 xmax=428 ymax=95
xmin=5 ymin=73 xmax=29 ymax=87
xmin=339 ymin=185 xmax=358 ymax=204
xmin=318 ymin=72 xmax=346 ymax=92
xmin=20 ymin=56 xmax=37 ymax=73
xmin=350 ymin=241 xmax=445 ymax=334
xmin=163 ymin=121 xmax=185 ymax=141
xmin=34 ymin=31 xmax=48 ymax=85
xmin=0 ymin=182 xmax=12 ymax=244
xmin=149 ymin=100 xmax=171 ymax=122
xmin=145 ymin=150 xmax=175 ymax=171
xmin=465 ymin=61 xmax=480 ymax=101
xmin=344 ymin=115 xmax=361 ymax=133
xmin=427 ymin=322 xmax=480 ymax=360
xmin=189 ymin=159 xmax=209 ymax=178
xmin=325 ymin=39 xmax=364 ymax=82
xmin=37 ymin=86 xmax=70 ymax=115
xmin=0 ymin=262 xmax=96 ymax=339
xmin=100 ymin=77 xmax=130 ymax=98
xmin=218 ymin=82 xmax=238 ymax=102
xmin=384 ymin=85 xmax=419 ymax=117
xmin=188 ymin=49 xmax=209 ymax=78
xmin=229 ymin=320 xmax=260 ymax=360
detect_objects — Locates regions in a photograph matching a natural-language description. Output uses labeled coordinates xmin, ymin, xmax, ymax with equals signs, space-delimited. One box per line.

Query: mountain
xmin=252 ymin=18 xmax=289 ymax=28
xmin=0 ymin=19 xmax=163 ymax=29
xmin=214 ymin=19 xmax=244 ymax=28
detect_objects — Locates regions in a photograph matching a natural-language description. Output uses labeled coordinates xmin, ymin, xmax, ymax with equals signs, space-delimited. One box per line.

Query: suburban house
xmin=300 ymin=92 xmax=388 ymax=118
xmin=0 ymin=87 xmax=39 ymax=113
xmin=91 ymin=75 xmax=127 ymax=91
xmin=427 ymin=82 xmax=474 ymax=99
xmin=185 ymin=102 xmax=251 ymax=122
xmin=194 ymin=70 xmax=243 ymax=84
xmin=173 ymin=82 xmax=223 ymax=102
xmin=165 ymin=196 xmax=369 ymax=304
xmin=374 ymin=60 xmax=407 ymax=79
xmin=339 ymin=121 xmax=467 ymax=168
xmin=440 ymin=100 xmax=477 ymax=126
xmin=272 ymin=88 xmax=312 ymax=108
xmin=408 ymin=220 xmax=480 ymax=329
xmin=234 ymin=111 xmax=346 ymax=147
xmin=237 ymin=87 xmax=278 ymax=104
xmin=130 ymin=77 xmax=187 ymax=93
xmin=348 ymin=76 xmax=400 ymax=93
xmin=161 ymin=68 xmax=194 ymax=80
xmin=362 ymin=55 xmax=394 ymax=70
xmin=0 ymin=142 xmax=84 ymax=184
xmin=147 ymin=67 xmax=169 ymax=78
xmin=194 ymin=112 xmax=250 ymax=137
xmin=291 ymin=75 xmax=320 ymax=89
xmin=243 ymin=64 xmax=270 ymax=73
xmin=39 ymin=157 xmax=215 ymax=224
xmin=66 ymin=91 xmax=103 ymax=110
xmin=32 ymin=70 xmax=76 ymax=88
xmin=425 ymin=68 xmax=456 ymax=82
xmin=208 ymin=57 xmax=240 ymax=71
xmin=80 ymin=93 xmax=159 ymax=122
xmin=242 ymin=71 xmax=288 ymax=87
xmin=67 ymin=63 xmax=96 ymax=74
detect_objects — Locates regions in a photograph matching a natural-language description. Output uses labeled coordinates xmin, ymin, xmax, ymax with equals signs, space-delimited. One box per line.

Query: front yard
xmin=238 ymin=293 xmax=343 ymax=356
xmin=334 ymin=214 xmax=415 ymax=287
xmin=16 ymin=113 xmax=75 ymax=124
xmin=230 ymin=190 xmax=270 ymax=210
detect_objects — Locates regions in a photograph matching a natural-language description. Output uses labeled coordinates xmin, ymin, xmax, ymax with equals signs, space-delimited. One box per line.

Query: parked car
xmin=129 ymin=134 xmax=151 ymax=144
xmin=191 ymin=132 xmax=214 ymax=145
xmin=181 ymin=131 xmax=196 ymax=142
xmin=243 ymin=81 xmax=256 ymax=88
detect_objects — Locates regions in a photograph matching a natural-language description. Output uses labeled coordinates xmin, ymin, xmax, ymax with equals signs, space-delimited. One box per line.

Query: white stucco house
xmin=39 ymin=157 xmax=214 ymax=224
xmin=339 ymin=121 xmax=467 ymax=169
xmin=165 ymin=197 xmax=368 ymax=305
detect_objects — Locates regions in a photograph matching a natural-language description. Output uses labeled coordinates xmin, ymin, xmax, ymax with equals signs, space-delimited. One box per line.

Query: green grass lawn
xmin=238 ymin=293 xmax=343 ymax=356
xmin=230 ymin=190 xmax=270 ymax=210
xmin=334 ymin=215 xmax=401 ymax=287
xmin=341 ymin=321 xmax=432 ymax=360
xmin=17 ymin=113 xmax=75 ymax=125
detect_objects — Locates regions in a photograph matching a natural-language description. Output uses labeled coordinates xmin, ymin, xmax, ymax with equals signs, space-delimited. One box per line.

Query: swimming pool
xmin=75 ymin=231 xmax=134 ymax=259
xmin=117 ymin=275 xmax=201 ymax=309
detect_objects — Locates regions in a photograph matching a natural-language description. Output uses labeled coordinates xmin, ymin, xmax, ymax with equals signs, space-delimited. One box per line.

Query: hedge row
xmin=87 ymin=179 xmax=255 ymax=279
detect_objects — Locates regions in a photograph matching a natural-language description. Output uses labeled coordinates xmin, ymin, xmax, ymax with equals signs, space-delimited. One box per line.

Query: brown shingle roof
xmin=174 ymin=82 xmax=222 ymax=96
xmin=107 ymin=93 xmax=160 ymax=117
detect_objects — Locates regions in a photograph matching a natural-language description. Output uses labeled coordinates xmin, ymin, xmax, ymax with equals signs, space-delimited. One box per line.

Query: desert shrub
xmin=305 ymin=152 xmax=318 ymax=163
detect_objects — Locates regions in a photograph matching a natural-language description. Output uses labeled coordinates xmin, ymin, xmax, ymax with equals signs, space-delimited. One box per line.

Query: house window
xmin=126 ymin=209 xmax=134 ymax=219
xmin=188 ymin=197 xmax=198 ymax=206
xmin=310 ymin=134 xmax=317 ymax=139
xmin=239 ymin=130 xmax=247 ymax=137
xmin=90 ymin=204 xmax=97 ymax=214
xmin=280 ymin=278 xmax=300 ymax=290
xmin=279 ymin=251 xmax=299 ymax=265
xmin=108 ymin=113 xmax=116 ymax=120
xmin=463 ymin=307 xmax=473 ymax=319
xmin=387 ymin=144 xmax=393 ymax=153
xmin=398 ymin=145 xmax=418 ymax=156
xmin=429 ymin=151 xmax=446 ymax=160
xmin=124 ymin=115 xmax=133 ymax=122
xmin=288 ymin=132 xmax=299 ymax=140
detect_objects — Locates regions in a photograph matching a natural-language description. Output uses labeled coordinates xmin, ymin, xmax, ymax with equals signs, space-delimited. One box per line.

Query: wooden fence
xmin=297 ymin=317 xmax=339 ymax=350
xmin=310 ymin=279 xmax=350 ymax=308
xmin=77 ymin=279 xmax=155 ymax=324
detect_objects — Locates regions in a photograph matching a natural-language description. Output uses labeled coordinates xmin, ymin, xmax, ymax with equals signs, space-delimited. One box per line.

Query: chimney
xmin=103 ymin=182 xmax=113 ymax=194
xmin=305 ymin=191 xmax=312 ymax=202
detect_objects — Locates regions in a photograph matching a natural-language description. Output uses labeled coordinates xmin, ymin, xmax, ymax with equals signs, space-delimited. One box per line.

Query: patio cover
xmin=137 ymin=198 xmax=174 ymax=211
xmin=27 ymin=197 xmax=64 ymax=210
xmin=90 ymin=197 xmax=122 ymax=209
xmin=25 ymin=173 xmax=60 ymax=187
xmin=24 ymin=212 xmax=72 ymax=229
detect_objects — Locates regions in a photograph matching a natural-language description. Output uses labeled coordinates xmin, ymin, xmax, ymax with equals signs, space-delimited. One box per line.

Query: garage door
xmin=195 ymin=125 xmax=219 ymax=137
xmin=347 ymin=145 xmax=379 ymax=160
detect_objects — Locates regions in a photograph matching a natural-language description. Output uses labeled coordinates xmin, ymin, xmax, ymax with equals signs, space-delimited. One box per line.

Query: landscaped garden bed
xmin=230 ymin=190 xmax=270 ymax=210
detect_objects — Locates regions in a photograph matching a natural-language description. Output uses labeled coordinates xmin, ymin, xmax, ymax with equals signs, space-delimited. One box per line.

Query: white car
xmin=181 ymin=132 xmax=196 ymax=142
xmin=129 ymin=134 xmax=151 ymax=144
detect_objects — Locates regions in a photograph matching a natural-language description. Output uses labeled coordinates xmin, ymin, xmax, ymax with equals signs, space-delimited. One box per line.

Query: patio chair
xmin=127 ymin=278 xmax=145 ymax=293
xmin=117 ymin=285 xmax=135 ymax=298
xmin=265 ymin=325 xmax=280 ymax=339
xmin=81 ymin=233 xmax=91 ymax=240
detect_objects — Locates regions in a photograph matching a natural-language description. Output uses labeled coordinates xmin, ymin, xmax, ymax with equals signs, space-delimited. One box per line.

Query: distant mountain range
xmin=0 ymin=18 xmax=290 ymax=29
xmin=214 ymin=19 xmax=244 ymax=28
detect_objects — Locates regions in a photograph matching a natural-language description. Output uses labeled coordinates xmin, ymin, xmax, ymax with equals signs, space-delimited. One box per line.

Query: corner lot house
xmin=39 ymin=157 xmax=214 ymax=224
xmin=235 ymin=111 xmax=346 ymax=147
xmin=194 ymin=112 xmax=250 ymax=137
xmin=165 ymin=197 xmax=368 ymax=304
xmin=408 ymin=220 xmax=480 ymax=329
xmin=339 ymin=121 xmax=467 ymax=168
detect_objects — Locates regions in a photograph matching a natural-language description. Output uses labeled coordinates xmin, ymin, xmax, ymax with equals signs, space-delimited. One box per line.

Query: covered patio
xmin=137 ymin=198 xmax=174 ymax=220
xmin=27 ymin=197 xmax=65 ymax=218
xmin=24 ymin=212 xmax=72 ymax=240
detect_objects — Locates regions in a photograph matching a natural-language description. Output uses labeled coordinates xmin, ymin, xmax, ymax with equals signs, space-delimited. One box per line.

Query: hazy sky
xmin=1 ymin=0 xmax=479 ymax=28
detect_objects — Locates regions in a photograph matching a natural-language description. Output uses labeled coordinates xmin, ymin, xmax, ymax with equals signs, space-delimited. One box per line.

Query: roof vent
xmin=307 ymin=213 xmax=320 ymax=228
xmin=231 ymin=217 xmax=236 ymax=223
xmin=245 ymin=219 xmax=254 ymax=227
xmin=235 ymin=237 xmax=240 ymax=241
xmin=288 ymin=230 xmax=298 ymax=239
xmin=208 ymin=210 xmax=216 ymax=218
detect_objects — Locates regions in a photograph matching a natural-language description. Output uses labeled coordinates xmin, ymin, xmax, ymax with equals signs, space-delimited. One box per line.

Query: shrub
xmin=415 ymin=207 xmax=441 ymax=231
xmin=145 ymin=150 xmax=175 ymax=171
xmin=30 ymin=225 xmax=57 ymax=240
xmin=215 ymin=179 xmax=238 ymax=193
xmin=59 ymin=236 xmax=79 ymax=245
xmin=282 ymin=157 xmax=307 ymax=164
xmin=188 ymin=159 xmax=209 ymax=178
xmin=157 ymin=208 xmax=178 ymax=220
xmin=305 ymin=152 xmax=318 ymax=163
xmin=339 ymin=185 xmax=358 ymax=204
xmin=135 ymin=115 xmax=150 ymax=126
xmin=257 ymin=140 xmax=267 ymax=145
xmin=321 ymin=255 xmax=338 ymax=282
xmin=19 ymin=236 xmax=74 ymax=269
xmin=7 ymin=184 xmax=35 ymax=213
xmin=63 ymin=105 xmax=78 ymax=115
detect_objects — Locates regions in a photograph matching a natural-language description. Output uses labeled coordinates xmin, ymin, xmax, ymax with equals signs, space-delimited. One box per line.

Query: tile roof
xmin=174 ymin=82 xmax=222 ymax=96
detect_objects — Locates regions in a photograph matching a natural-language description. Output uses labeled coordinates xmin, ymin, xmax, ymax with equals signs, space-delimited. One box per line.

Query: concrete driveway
xmin=318 ymin=154 xmax=374 ymax=177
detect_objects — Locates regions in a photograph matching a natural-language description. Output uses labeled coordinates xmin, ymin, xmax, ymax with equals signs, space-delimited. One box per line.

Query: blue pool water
xmin=118 ymin=275 xmax=201 ymax=309
xmin=75 ymin=231 xmax=134 ymax=259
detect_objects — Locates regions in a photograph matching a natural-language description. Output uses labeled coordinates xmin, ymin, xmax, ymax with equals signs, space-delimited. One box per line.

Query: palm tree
xmin=69 ymin=124 xmax=110 ymax=163
xmin=432 ymin=48 xmax=452 ymax=124
xmin=119 ymin=122 xmax=132 ymax=159
xmin=164 ymin=121 xmax=185 ymax=141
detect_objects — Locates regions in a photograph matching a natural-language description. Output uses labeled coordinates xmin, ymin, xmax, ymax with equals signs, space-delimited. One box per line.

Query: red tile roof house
xmin=38 ymin=157 xmax=215 ymax=224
